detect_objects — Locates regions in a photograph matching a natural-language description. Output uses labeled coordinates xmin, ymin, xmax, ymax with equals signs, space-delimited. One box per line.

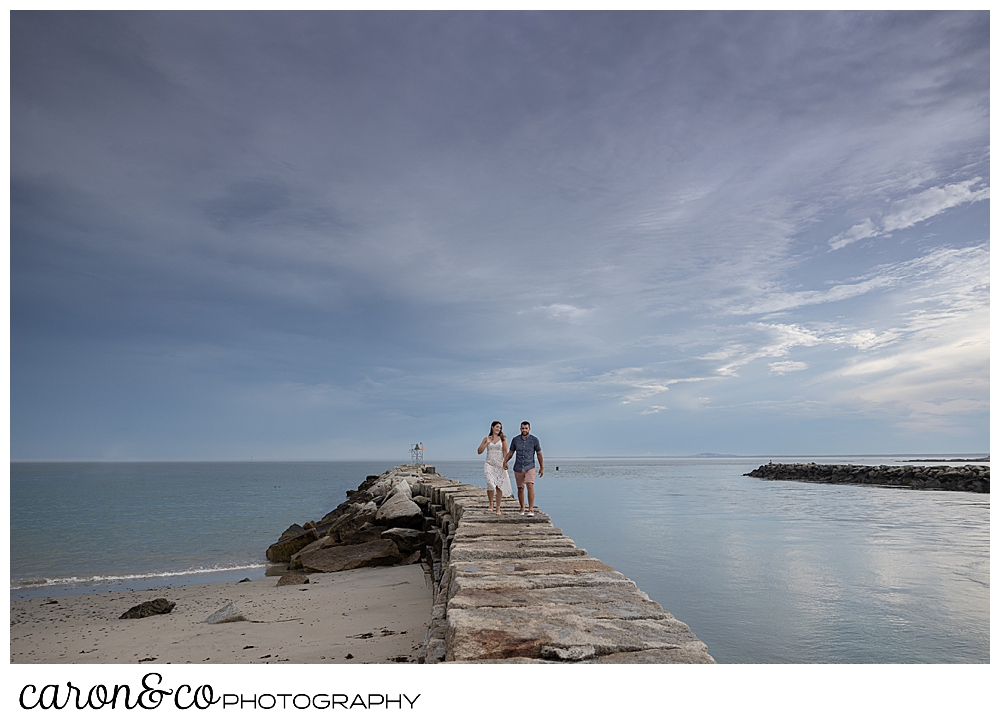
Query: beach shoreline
xmin=11 ymin=563 xmax=433 ymax=664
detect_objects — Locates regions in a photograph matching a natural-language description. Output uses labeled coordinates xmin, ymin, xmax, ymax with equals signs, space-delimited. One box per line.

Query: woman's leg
xmin=487 ymin=486 xmax=495 ymax=512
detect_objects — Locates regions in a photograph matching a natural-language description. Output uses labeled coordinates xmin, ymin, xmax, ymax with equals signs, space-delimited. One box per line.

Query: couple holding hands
xmin=477 ymin=420 xmax=543 ymax=516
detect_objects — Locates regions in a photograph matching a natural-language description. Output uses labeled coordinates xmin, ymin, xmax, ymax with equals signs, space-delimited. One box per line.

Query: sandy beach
xmin=11 ymin=563 xmax=433 ymax=664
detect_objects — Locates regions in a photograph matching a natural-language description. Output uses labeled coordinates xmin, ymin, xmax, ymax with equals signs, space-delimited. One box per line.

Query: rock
xmin=340 ymin=523 xmax=389 ymax=546
xmin=238 ymin=578 xmax=251 ymax=583
xmin=204 ymin=601 xmax=248 ymax=624
xmin=120 ymin=598 xmax=175 ymax=619
xmin=288 ymin=525 xmax=389 ymax=568
xmin=540 ymin=644 xmax=595 ymax=661
xmin=276 ymin=573 xmax=309 ymax=587
xmin=743 ymin=463 xmax=988 ymax=493
xmin=277 ymin=523 xmax=305 ymax=540
xmin=366 ymin=477 xmax=398 ymax=499
xmin=266 ymin=525 xmax=320 ymax=562
xmin=294 ymin=539 xmax=403 ymax=573
xmin=329 ymin=501 xmax=378 ymax=542
xmin=381 ymin=527 xmax=426 ymax=554
xmin=375 ymin=495 xmax=424 ymax=529
xmin=444 ymin=607 xmax=713 ymax=662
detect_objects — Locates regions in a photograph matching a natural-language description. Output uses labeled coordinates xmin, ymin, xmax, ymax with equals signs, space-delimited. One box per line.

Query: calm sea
xmin=9 ymin=457 xmax=989 ymax=663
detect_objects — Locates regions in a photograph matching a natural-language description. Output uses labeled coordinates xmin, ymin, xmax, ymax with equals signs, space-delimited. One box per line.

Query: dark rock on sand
xmin=266 ymin=524 xmax=320 ymax=562
xmin=288 ymin=523 xmax=388 ymax=567
xmin=294 ymin=539 xmax=403 ymax=573
xmin=120 ymin=598 xmax=175 ymax=619
xmin=276 ymin=573 xmax=310 ymax=587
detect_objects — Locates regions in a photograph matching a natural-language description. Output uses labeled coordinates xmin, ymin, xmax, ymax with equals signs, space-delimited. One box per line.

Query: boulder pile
xmin=265 ymin=465 xmax=436 ymax=574
xmin=744 ymin=462 xmax=989 ymax=493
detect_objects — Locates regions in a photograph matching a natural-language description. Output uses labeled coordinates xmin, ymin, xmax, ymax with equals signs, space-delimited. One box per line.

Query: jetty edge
xmin=266 ymin=464 xmax=715 ymax=663
xmin=744 ymin=462 xmax=989 ymax=494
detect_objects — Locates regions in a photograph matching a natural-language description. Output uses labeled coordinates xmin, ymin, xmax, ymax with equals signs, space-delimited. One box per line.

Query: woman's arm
xmin=477 ymin=437 xmax=489 ymax=454
xmin=502 ymin=440 xmax=509 ymax=469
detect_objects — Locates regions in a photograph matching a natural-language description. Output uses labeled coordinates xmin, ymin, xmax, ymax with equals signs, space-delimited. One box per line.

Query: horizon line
xmin=9 ymin=453 xmax=990 ymax=464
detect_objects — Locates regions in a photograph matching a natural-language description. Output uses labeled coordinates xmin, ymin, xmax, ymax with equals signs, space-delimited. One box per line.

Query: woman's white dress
xmin=484 ymin=441 xmax=513 ymax=496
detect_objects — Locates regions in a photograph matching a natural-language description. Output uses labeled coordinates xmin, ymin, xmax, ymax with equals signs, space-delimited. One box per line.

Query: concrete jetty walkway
xmin=410 ymin=467 xmax=714 ymax=663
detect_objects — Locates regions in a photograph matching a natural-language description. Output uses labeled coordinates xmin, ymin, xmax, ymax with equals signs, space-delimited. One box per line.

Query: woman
xmin=478 ymin=421 xmax=513 ymax=515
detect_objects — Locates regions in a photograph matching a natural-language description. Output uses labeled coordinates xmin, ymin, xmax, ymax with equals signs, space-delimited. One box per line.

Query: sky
xmin=9 ymin=11 xmax=990 ymax=461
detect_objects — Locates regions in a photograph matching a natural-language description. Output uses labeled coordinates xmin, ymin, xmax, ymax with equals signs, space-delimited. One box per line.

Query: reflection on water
xmin=435 ymin=457 xmax=989 ymax=663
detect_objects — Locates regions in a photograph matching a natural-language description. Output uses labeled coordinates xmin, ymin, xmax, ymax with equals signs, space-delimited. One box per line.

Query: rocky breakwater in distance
xmin=744 ymin=462 xmax=989 ymax=494
xmin=410 ymin=472 xmax=714 ymax=663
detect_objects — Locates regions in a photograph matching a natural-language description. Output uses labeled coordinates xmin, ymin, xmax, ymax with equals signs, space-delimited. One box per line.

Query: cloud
xmin=704 ymin=323 xmax=824 ymax=376
xmin=535 ymin=303 xmax=592 ymax=323
xmin=829 ymin=178 xmax=989 ymax=250
xmin=769 ymin=361 xmax=808 ymax=374
xmin=9 ymin=12 xmax=989 ymax=458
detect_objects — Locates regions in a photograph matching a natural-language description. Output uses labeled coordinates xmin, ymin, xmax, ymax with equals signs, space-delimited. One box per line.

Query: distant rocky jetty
xmin=744 ymin=462 xmax=989 ymax=494
xmin=266 ymin=464 xmax=714 ymax=663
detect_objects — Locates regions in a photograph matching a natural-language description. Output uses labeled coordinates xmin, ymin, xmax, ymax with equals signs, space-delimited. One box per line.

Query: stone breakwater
xmin=744 ymin=462 xmax=989 ymax=494
xmin=266 ymin=464 xmax=714 ymax=664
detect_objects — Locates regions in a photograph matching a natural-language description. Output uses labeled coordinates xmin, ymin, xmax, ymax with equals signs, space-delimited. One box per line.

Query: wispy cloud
xmin=769 ymin=361 xmax=808 ymax=374
xmin=829 ymin=178 xmax=989 ymax=250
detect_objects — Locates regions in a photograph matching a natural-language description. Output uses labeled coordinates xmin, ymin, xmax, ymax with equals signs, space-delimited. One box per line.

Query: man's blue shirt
xmin=510 ymin=434 xmax=541 ymax=472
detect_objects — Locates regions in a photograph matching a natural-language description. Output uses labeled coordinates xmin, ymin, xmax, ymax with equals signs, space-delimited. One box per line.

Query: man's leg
xmin=515 ymin=472 xmax=526 ymax=512
xmin=523 ymin=468 xmax=536 ymax=514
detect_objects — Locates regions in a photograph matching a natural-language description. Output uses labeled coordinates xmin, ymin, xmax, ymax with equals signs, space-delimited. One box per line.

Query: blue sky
xmin=10 ymin=11 xmax=989 ymax=460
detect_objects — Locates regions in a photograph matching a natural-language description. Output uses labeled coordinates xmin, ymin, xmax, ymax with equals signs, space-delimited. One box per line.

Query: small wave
xmin=11 ymin=563 xmax=267 ymax=590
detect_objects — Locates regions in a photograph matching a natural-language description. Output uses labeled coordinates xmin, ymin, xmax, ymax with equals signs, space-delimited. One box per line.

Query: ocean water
xmin=9 ymin=457 xmax=989 ymax=663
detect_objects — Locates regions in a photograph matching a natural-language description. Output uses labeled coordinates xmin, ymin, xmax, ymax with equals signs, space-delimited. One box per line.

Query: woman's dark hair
xmin=490 ymin=421 xmax=506 ymax=442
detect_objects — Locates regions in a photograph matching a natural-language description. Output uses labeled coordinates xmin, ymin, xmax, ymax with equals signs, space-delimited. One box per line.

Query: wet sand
xmin=11 ymin=563 xmax=433 ymax=664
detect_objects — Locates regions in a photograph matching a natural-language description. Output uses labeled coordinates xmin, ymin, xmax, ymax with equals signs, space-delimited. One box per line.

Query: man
xmin=504 ymin=421 xmax=543 ymax=516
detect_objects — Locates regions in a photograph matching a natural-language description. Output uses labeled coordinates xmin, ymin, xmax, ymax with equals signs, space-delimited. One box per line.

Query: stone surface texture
xmin=405 ymin=467 xmax=714 ymax=664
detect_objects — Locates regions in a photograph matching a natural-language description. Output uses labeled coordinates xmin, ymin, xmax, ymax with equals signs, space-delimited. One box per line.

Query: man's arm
xmin=536 ymin=450 xmax=544 ymax=476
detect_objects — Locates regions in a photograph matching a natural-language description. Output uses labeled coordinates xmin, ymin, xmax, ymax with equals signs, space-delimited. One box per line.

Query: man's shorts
xmin=514 ymin=468 xmax=536 ymax=488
